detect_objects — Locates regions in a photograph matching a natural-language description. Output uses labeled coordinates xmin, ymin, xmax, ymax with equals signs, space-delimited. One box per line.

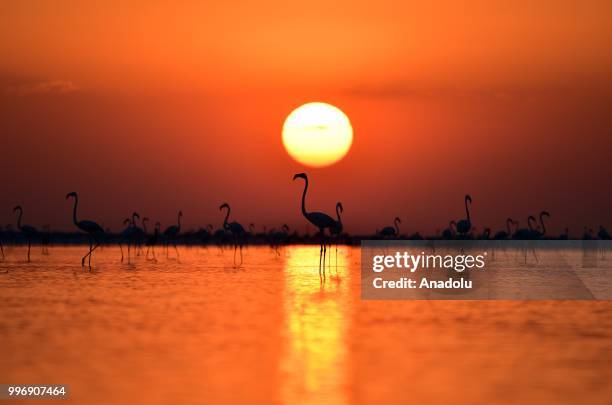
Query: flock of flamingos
xmin=1 ymin=173 xmax=610 ymax=269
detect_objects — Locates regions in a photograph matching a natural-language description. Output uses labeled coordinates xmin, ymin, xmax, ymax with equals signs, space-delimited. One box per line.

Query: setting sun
xmin=282 ymin=102 xmax=353 ymax=168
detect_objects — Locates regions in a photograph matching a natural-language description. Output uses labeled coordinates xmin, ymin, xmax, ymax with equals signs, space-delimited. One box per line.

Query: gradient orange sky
xmin=1 ymin=1 xmax=611 ymax=235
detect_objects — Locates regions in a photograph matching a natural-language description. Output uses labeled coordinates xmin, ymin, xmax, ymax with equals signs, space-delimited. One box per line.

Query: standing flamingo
xmin=119 ymin=217 xmax=132 ymax=263
xmin=441 ymin=221 xmax=456 ymax=239
xmin=513 ymin=216 xmax=538 ymax=239
xmin=219 ymin=203 xmax=246 ymax=266
xmin=456 ymin=195 xmax=472 ymax=238
xmin=13 ymin=205 xmax=39 ymax=261
xmin=379 ymin=217 xmax=400 ymax=238
xmin=66 ymin=192 xmax=105 ymax=266
xmin=163 ymin=210 xmax=182 ymax=259
xmin=270 ymin=224 xmax=289 ymax=256
xmin=494 ymin=218 xmax=516 ymax=240
xmin=330 ymin=202 xmax=344 ymax=270
xmin=293 ymin=173 xmax=336 ymax=276
xmin=143 ymin=218 xmax=160 ymax=261
xmin=535 ymin=211 xmax=550 ymax=239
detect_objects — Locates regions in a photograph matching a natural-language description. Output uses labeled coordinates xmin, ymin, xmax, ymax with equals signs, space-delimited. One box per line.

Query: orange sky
xmin=1 ymin=1 xmax=611 ymax=235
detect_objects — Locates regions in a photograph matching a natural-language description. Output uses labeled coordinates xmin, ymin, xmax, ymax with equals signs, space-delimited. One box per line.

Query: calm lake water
xmin=1 ymin=246 xmax=610 ymax=404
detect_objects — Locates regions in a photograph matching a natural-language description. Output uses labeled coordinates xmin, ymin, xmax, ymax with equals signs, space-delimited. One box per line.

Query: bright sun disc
xmin=282 ymin=102 xmax=353 ymax=168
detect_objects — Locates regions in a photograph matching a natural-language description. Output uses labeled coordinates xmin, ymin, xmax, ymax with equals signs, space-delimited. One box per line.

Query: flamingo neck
xmin=506 ymin=219 xmax=512 ymax=235
xmin=223 ymin=207 xmax=230 ymax=229
xmin=300 ymin=178 xmax=309 ymax=218
xmin=394 ymin=219 xmax=400 ymax=235
xmin=177 ymin=213 xmax=182 ymax=231
xmin=71 ymin=196 xmax=79 ymax=226
xmin=336 ymin=207 xmax=342 ymax=226
xmin=540 ymin=214 xmax=546 ymax=235
xmin=465 ymin=198 xmax=471 ymax=222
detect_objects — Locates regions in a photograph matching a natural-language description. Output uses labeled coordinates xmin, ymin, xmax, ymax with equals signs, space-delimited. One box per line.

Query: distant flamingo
xmin=479 ymin=228 xmax=491 ymax=240
xmin=66 ymin=192 xmax=105 ymax=266
xmin=456 ymin=195 xmax=472 ymax=238
xmin=119 ymin=217 xmax=132 ymax=262
xmin=270 ymin=224 xmax=290 ymax=256
xmin=143 ymin=217 xmax=160 ymax=261
xmin=513 ymin=216 xmax=538 ymax=240
xmin=330 ymin=202 xmax=344 ymax=270
xmin=598 ymin=226 xmax=610 ymax=240
xmin=293 ymin=173 xmax=336 ymax=276
xmin=441 ymin=221 xmax=456 ymax=239
xmin=379 ymin=217 xmax=401 ymax=238
xmin=163 ymin=210 xmax=182 ymax=259
xmin=536 ymin=211 xmax=551 ymax=239
xmin=219 ymin=203 xmax=246 ymax=266
xmin=131 ymin=212 xmax=145 ymax=255
xmin=494 ymin=218 xmax=516 ymax=240
xmin=13 ymin=205 xmax=39 ymax=261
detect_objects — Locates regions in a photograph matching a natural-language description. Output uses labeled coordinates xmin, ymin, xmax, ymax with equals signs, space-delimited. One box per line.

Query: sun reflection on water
xmin=279 ymin=245 xmax=352 ymax=404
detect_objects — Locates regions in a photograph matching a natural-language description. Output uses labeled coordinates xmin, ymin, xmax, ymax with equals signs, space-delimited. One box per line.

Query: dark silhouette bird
xmin=494 ymin=218 xmax=515 ymax=240
xmin=293 ymin=173 xmax=336 ymax=276
xmin=513 ymin=216 xmax=538 ymax=240
xmin=597 ymin=226 xmax=610 ymax=240
xmin=219 ymin=203 xmax=246 ymax=266
xmin=558 ymin=227 xmax=569 ymax=240
xmin=119 ymin=217 xmax=133 ymax=263
xmin=13 ymin=205 xmax=39 ymax=261
xmin=143 ymin=217 xmax=160 ymax=261
xmin=330 ymin=202 xmax=344 ymax=269
xmin=270 ymin=224 xmax=290 ymax=255
xmin=130 ymin=212 xmax=145 ymax=255
xmin=535 ymin=211 xmax=550 ymax=239
xmin=441 ymin=221 xmax=456 ymax=239
xmin=379 ymin=217 xmax=401 ymax=238
xmin=66 ymin=192 xmax=105 ymax=266
xmin=479 ymin=228 xmax=491 ymax=240
xmin=197 ymin=224 xmax=214 ymax=245
xmin=456 ymin=195 xmax=472 ymax=238
xmin=163 ymin=210 xmax=182 ymax=259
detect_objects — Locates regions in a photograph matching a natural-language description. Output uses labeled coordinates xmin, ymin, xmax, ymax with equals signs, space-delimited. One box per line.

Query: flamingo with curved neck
xmin=66 ymin=192 xmax=105 ymax=266
xmin=293 ymin=173 xmax=336 ymax=276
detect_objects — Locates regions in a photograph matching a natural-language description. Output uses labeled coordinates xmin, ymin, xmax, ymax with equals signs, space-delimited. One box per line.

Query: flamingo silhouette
xmin=143 ymin=217 xmax=160 ymax=261
xmin=130 ymin=212 xmax=145 ymax=255
xmin=293 ymin=173 xmax=336 ymax=276
xmin=270 ymin=224 xmax=289 ymax=256
xmin=66 ymin=192 xmax=105 ymax=266
xmin=330 ymin=202 xmax=344 ymax=270
xmin=535 ymin=211 xmax=550 ymax=239
xmin=219 ymin=203 xmax=246 ymax=266
xmin=456 ymin=195 xmax=472 ymax=238
xmin=119 ymin=217 xmax=132 ymax=262
xmin=13 ymin=205 xmax=39 ymax=261
xmin=513 ymin=216 xmax=538 ymax=240
xmin=163 ymin=210 xmax=182 ymax=259
xmin=441 ymin=221 xmax=456 ymax=239
xmin=379 ymin=217 xmax=400 ymax=238
xmin=494 ymin=218 xmax=516 ymax=240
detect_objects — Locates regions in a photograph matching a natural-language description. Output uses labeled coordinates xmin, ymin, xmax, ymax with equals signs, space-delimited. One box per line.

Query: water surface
xmin=1 ymin=246 xmax=610 ymax=404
